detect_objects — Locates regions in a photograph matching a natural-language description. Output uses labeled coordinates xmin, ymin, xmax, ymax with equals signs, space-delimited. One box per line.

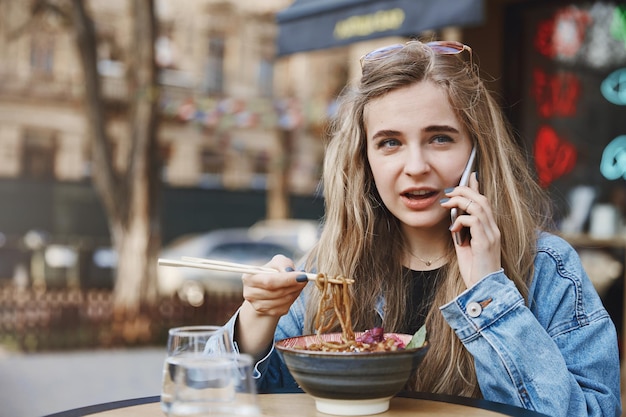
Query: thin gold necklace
xmin=407 ymin=250 xmax=447 ymax=267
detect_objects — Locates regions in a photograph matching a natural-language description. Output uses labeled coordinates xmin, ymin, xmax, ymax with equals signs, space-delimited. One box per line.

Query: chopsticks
xmin=157 ymin=257 xmax=354 ymax=284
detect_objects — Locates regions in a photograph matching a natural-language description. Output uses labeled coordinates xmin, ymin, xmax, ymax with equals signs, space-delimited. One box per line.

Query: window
xmin=30 ymin=34 xmax=54 ymax=76
xmin=200 ymin=147 xmax=224 ymax=174
xmin=258 ymin=57 xmax=274 ymax=97
xmin=22 ymin=129 xmax=56 ymax=180
xmin=204 ymin=35 xmax=225 ymax=94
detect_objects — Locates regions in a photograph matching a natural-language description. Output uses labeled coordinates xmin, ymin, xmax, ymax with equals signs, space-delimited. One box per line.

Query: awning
xmin=276 ymin=0 xmax=485 ymax=56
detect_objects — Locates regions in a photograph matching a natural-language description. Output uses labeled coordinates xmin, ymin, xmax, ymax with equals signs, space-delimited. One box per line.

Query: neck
xmin=401 ymin=224 xmax=450 ymax=270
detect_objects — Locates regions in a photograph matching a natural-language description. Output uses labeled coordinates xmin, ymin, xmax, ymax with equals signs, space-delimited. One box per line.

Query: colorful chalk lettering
xmin=601 ymin=68 xmax=626 ymax=105
xmin=600 ymin=135 xmax=626 ymax=180
xmin=534 ymin=6 xmax=590 ymax=59
xmin=610 ymin=4 xmax=626 ymax=46
xmin=534 ymin=125 xmax=578 ymax=188
xmin=532 ymin=69 xmax=581 ymax=117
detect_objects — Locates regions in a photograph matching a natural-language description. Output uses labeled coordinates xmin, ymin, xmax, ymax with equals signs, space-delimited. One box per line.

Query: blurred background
xmin=0 ymin=0 xmax=625 ymax=415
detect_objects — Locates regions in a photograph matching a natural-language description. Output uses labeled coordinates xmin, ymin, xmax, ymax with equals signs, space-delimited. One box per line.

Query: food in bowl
xmin=276 ymin=331 xmax=428 ymax=416
xmin=313 ymin=272 xmax=356 ymax=342
xmin=296 ymin=326 xmax=407 ymax=353
xmin=282 ymin=272 xmax=428 ymax=415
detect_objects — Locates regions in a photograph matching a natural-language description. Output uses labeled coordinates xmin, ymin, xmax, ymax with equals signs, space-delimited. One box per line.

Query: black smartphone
xmin=450 ymin=146 xmax=476 ymax=245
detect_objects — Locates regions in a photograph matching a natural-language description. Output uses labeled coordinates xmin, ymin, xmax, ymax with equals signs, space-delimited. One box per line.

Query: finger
xmin=450 ymin=195 xmax=497 ymax=242
xmin=457 ymin=205 xmax=501 ymax=255
xmin=253 ymin=254 xmax=305 ymax=285
xmin=264 ymin=254 xmax=295 ymax=271
xmin=452 ymin=211 xmax=501 ymax=271
xmin=242 ymin=270 xmax=307 ymax=292
xmin=243 ymin=277 xmax=304 ymax=316
xmin=467 ymin=194 xmax=498 ymax=235
xmin=469 ymin=171 xmax=479 ymax=190
xmin=463 ymin=198 xmax=475 ymax=212
xmin=461 ymin=198 xmax=495 ymax=240
xmin=442 ymin=187 xmax=494 ymax=238
xmin=244 ymin=283 xmax=302 ymax=305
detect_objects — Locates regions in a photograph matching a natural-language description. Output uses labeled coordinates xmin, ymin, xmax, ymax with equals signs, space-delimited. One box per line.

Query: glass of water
xmin=161 ymin=325 xmax=235 ymax=414
xmin=168 ymin=353 xmax=261 ymax=417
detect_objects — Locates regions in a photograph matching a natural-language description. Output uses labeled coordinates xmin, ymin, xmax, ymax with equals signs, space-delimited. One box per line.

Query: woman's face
xmin=364 ymin=81 xmax=474 ymax=233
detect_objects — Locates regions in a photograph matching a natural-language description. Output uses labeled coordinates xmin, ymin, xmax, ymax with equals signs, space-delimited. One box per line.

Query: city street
xmin=0 ymin=346 xmax=165 ymax=417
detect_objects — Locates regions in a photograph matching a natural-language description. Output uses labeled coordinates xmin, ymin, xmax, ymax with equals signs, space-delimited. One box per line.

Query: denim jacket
xmin=224 ymin=232 xmax=621 ymax=417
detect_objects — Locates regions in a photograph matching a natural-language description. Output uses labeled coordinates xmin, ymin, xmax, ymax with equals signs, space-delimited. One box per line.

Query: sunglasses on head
xmin=359 ymin=40 xmax=473 ymax=70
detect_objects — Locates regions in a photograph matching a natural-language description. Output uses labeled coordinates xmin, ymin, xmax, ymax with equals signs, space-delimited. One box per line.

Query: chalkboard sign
xmin=505 ymin=1 xmax=626 ymax=233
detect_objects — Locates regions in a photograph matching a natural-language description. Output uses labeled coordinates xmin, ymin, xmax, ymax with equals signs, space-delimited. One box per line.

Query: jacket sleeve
xmin=440 ymin=241 xmax=621 ymax=417
xmin=223 ymin=286 xmax=308 ymax=393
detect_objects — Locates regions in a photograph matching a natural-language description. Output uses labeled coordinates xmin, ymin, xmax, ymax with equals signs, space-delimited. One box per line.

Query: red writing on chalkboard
xmin=532 ymin=69 xmax=581 ymax=118
xmin=534 ymin=125 xmax=578 ymax=188
xmin=534 ymin=6 xmax=591 ymax=59
xmin=531 ymin=5 xmax=592 ymax=187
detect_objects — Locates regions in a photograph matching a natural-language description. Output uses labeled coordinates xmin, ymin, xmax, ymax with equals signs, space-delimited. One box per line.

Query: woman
xmin=225 ymin=40 xmax=621 ymax=416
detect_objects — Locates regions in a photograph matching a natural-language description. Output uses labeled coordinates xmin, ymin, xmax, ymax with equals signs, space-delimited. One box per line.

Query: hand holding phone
xmin=450 ymin=146 xmax=476 ymax=245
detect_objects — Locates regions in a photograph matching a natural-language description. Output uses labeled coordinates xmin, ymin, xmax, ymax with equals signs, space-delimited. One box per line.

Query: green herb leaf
xmin=406 ymin=325 xmax=427 ymax=349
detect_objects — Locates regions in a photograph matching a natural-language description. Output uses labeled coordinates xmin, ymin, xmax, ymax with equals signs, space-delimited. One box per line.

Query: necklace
xmin=407 ymin=249 xmax=447 ymax=266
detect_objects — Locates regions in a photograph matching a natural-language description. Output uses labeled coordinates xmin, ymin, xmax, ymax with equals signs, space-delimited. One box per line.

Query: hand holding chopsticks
xmin=157 ymin=257 xmax=355 ymax=284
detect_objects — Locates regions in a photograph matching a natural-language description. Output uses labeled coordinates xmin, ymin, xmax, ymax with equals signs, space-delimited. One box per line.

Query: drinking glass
xmin=161 ymin=325 xmax=234 ymax=414
xmin=168 ymin=353 xmax=261 ymax=417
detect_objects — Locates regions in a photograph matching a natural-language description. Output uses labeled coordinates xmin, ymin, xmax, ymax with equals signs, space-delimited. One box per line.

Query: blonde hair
xmin=304 ymin=41 xmax=554 ymax=397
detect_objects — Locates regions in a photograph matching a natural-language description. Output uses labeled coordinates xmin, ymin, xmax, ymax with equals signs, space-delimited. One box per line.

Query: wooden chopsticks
xmin=157 ymin=257 xmax=354 ymax=284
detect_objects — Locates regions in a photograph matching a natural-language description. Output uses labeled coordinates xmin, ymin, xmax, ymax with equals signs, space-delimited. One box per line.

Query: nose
xmin=403 ymin=146 xmax=430 ymax=176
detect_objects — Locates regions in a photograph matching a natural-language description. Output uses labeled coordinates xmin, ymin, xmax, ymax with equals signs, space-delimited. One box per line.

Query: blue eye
xmin=378 ymin=138 xmax=400 ymax=148
xmin=432 ymin=135 xmax=453 ymax=144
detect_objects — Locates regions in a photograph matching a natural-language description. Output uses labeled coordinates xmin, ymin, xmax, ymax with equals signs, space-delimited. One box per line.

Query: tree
xmin=20 ymin=0 xmax=163 ymax=311
xmin=73 ymin=0 xmax=162 ymax=311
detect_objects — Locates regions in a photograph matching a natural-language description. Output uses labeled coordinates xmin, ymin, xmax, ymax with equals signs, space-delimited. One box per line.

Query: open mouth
xmin=402 ymin=190 xmax=437 ymax=200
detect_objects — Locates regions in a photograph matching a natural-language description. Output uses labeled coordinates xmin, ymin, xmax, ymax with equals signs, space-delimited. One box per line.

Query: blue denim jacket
xmin=224 ymin=232 xmax=621 ymax=417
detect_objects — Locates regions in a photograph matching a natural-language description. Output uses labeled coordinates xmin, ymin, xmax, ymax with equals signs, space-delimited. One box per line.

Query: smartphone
xmin=450 ymin=146 xmax=477 ymax=245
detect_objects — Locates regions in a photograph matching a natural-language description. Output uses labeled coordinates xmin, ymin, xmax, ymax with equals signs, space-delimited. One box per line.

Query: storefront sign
xmin=276 ymin=0 xmax=484 ymax=56
xmin=333 ymin=8 xmax=405 ymax=40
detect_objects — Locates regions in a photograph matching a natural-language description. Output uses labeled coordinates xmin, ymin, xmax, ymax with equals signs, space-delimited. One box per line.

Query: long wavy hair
xmin=303 ymin=40 xmax=554 ymax=397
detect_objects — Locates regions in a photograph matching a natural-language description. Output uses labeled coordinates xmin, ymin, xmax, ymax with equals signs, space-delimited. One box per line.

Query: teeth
xmin=406 ymin=190 xmax=430 ymax=196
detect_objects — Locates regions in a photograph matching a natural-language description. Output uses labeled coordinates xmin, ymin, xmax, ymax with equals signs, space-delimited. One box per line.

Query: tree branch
xmin=7 ymin=0 xmax=71 ymax=40
xmin=69 ymin=0 xmax=125 ymax=222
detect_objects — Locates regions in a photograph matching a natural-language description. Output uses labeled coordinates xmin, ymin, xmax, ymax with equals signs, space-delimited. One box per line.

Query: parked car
xmin=248 ymin=218 xmax=321 ymax=254
xmin=157 ymin=227 xmax=301 ymax=306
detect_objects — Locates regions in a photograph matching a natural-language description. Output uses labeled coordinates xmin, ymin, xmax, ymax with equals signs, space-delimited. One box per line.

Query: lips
xmin=400 ymin=189 xmax=439 ymax=210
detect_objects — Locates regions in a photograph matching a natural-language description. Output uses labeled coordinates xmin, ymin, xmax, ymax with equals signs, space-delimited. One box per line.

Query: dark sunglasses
xmin=359 ymin=40 xmax=473 ymax=69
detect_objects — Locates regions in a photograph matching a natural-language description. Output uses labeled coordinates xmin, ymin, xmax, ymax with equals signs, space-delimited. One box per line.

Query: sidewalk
xmin=0 ymin=346 xmax=166 ymax=417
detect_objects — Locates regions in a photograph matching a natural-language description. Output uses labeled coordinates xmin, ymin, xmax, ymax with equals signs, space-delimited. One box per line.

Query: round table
xmin=43 ymin=392 xmax=549 ymax=417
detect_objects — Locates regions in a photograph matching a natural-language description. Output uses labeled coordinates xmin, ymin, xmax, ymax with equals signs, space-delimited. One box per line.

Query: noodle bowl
xmin=275 ymin=331 xmax=429 ymax=416
xmin=276 ymin=274 xmax=428 ymax=415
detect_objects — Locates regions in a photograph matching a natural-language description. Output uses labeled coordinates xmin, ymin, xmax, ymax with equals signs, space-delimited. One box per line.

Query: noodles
xmin=305 ymin=273 xmax=406 ymax=353
xmin=314 ymin=273 xmax=354 ymax=343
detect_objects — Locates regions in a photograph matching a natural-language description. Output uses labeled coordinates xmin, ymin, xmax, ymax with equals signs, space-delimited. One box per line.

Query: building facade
xmin=0 ymin=0 xmax=330 ymax=199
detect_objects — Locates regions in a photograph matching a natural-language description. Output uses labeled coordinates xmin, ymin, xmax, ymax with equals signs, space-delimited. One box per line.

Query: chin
xmin=398 ymin=215 xmax=449 ymax=231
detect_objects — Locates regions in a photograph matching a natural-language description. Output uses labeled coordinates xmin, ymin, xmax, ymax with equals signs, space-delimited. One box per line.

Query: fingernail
xmin=285 ymin=266 xmax=294 ymax=272
xmin=296 ymin=274 xmax=308 ymax=282
xmin=440 ymin=197 xmax=450 ymax=204
xmin=444 ymin=187 xmax=455 ymax=194
xmin=475 ymin=171 xmax=479 ymax=182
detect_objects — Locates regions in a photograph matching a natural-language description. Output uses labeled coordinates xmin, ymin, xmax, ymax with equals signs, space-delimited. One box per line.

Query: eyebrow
xmin=370 ymin=125 xmax=460 ymax=140
xmin=371 ymin=129 xmax=401 ymax=140
xmin=424 ymin=125 xmax=460 ymax=133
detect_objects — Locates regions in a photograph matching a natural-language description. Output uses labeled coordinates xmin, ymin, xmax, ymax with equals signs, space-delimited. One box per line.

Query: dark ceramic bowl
xmin=276 ymin=332 xmax=429 ymax=416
